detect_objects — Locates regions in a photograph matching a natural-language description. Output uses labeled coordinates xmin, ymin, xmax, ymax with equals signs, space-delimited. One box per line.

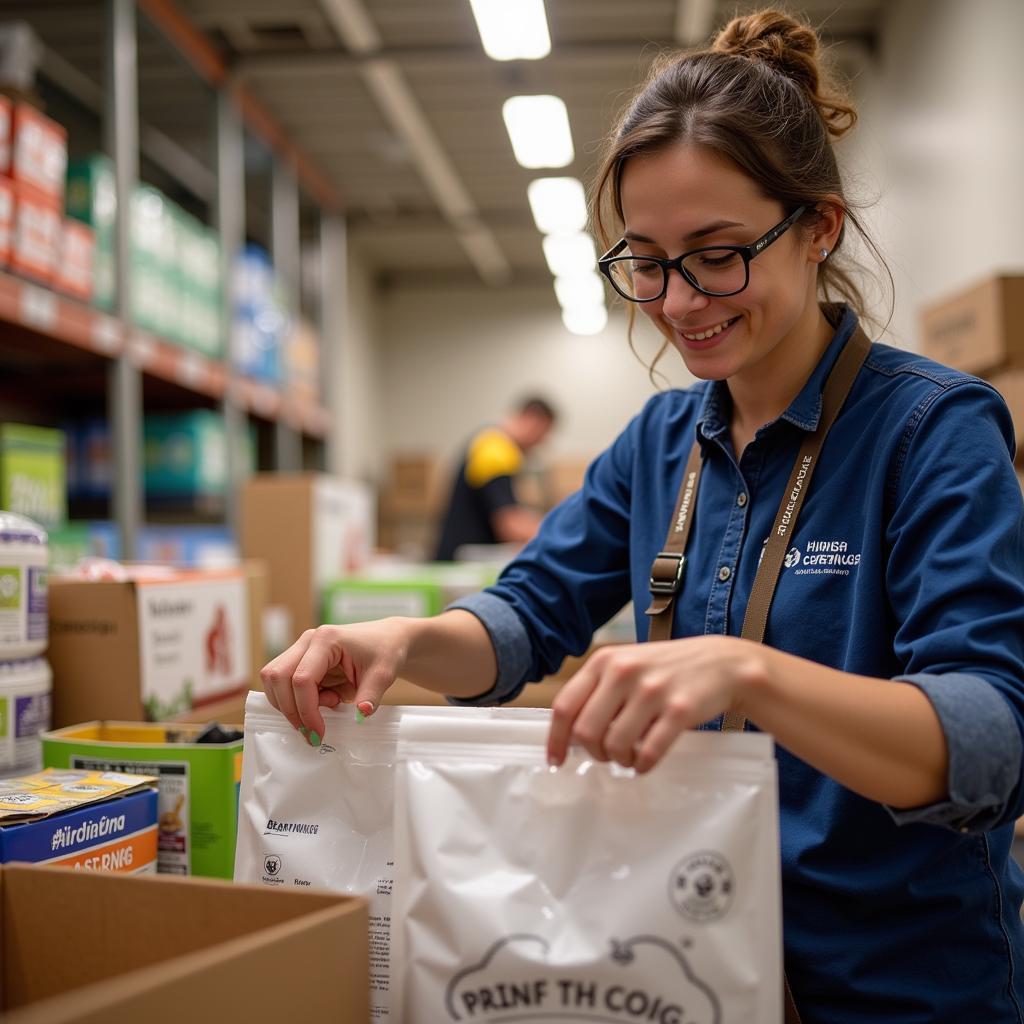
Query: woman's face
xmin=617 ymin=143 xmax=821 ymax=382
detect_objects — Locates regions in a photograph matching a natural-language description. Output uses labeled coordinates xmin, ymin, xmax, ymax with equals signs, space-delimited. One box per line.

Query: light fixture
xmin=554 ymin=271 xmax=605 ymax=311
xmin=541 ymin=232 xmax=596 ymax=278
xmin=562 ymin=305 xmax=608 ymax=336
xmin=468 ymin=0 xmax=551 ymax=61
xmin=526 ymin=177 xmax=588 ymax=234
xmin=502 ymin=95 xmax=574 ymax=169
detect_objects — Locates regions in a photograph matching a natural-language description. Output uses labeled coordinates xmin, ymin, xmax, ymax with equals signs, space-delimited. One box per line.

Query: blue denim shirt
xmin=451 ymin=306 xmax=1024 ymax=1023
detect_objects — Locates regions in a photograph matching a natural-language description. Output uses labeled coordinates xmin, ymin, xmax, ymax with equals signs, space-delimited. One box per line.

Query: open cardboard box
xmin=0 ymin=864 xmax=369 ymax=1023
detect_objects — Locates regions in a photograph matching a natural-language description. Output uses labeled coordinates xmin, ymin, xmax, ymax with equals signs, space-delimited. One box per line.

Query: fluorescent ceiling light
xmin=542 ymin=232 xmax=596 ymax=277
xmin=562 ymin=305 xmax=608 ymax=336
xmin=469 ymin=0 xmax=551 ymax=61
xmin=503 ymin=95 xmax=574 ymax=169
xmin=554 ymin=271 xmax=605 ymax=311
xmin=527 ymin=177 xmax=588 ymax=234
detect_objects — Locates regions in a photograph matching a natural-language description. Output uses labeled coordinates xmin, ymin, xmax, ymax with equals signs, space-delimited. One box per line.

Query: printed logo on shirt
xmin=786 ymin=538 xmax=861 ymax=577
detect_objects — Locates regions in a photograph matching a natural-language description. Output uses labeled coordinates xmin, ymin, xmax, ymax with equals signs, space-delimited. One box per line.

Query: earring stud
xmin=819 ymin=248 xmax=829 ymax=260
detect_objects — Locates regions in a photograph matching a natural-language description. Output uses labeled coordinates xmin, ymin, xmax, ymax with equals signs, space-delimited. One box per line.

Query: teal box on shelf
xmin=144 ymin=412 xmax=255 ymax=499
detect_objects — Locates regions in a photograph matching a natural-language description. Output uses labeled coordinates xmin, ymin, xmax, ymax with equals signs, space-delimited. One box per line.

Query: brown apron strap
xmin=643 ymin=323 xmax=871 ymax=1024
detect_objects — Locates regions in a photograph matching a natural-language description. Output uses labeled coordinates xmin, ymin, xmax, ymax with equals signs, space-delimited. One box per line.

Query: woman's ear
xmin=809 ymin=199 xmax=845 ymax=263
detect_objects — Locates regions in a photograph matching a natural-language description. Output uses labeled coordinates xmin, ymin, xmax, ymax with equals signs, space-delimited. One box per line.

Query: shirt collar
xmin=697 ymin=303 xmax=860 ymax=441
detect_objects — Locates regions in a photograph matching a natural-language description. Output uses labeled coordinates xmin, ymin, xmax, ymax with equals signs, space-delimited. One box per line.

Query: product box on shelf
xmin=283 ymin=316 xmax=320 ymax=403
xmin=9 ymin=102 xmax=66 ymax=204
xmin=53 ymin=218 xmax=94 ymax=302
xmin=0 ymin=865 xmax=370 ymax=1024
xmin=43 ymin=720 xmax=242 ymax=878
xmin=0 ymin=767 xmax=157 ymax=872
xmin=65 ymin=153 xmax=116 ymax=311
xmin=0 ymin=174 xmax=13 ymax=265
xmin=0 ymin=422 xmax=66 ymax=528
xmin=0 ymin=95 xmax=10 ymax=172
xmin=137 ymin=523 xmax=237 ymax=568
xmin=10 ymin=181 xmax=60 ymax=284
xmin=920 ymin=274 xmax=1024 ymax=375
xmin=233 ymin=243 xmax=287 ymax=384
xmin=47 ymin=568 xmax=251 ymax=726
xmin=241 ymin=474 xmax=375 ymax=637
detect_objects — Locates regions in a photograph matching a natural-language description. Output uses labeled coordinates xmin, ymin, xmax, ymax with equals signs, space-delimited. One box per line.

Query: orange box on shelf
xmin=0 ymin=175 xmax=13 ymax=265
xmin=0 ymin=97 xmax=11 ymax=177
xmin=10 ymin=102 xmax=67 ymax=203
xmin=10 ymin=182 xmax=60 ymax=283
xmin=53 ymin=218 xmax=94 ymax=302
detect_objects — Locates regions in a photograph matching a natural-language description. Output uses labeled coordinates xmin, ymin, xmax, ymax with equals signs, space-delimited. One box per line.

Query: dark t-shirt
xmin=435 ymin=428 xmax=522 ymax=561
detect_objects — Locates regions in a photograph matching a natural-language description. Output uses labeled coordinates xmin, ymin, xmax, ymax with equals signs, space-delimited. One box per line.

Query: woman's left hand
xmin=547 ymin=636 xmax=771 ymax=773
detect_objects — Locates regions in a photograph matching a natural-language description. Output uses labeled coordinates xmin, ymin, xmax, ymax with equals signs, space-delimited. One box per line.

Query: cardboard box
xmin=920 ymin=275 xmax=1024 ymax=375
xmin=10 ymin=182 xmax=60 ymax=284
xmin=10 ymin=102 xmax=66 ymax=203
xmin=0 ymin=174 xmax=12 ymax=265
xmin=48 ymin=570 xmax=251 ymax=726
xmin=0 ymin=422 xmax=66 ymax=529
xmin=0 ymin=768 xmax=157 ymax=872
xmin=53 ymin=218 xmax=94 ymax=302
xmin=240 ymin=474 xmax=375 ymax=636
xmin=43 ymin=722 xmax=242 ymax=878
xmin=546 ymin=457 xmax=592 ymax=506
xmin=0 ymin=864 xmax=370 ymax=1024
xmin=0 ymin=96 xmax=10 ymax=173
xmin=988 ymin=368 xmax=1024 ymax=456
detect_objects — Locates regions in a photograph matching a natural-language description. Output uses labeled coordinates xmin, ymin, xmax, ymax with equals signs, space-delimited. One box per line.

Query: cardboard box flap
xmin=0 ymin=769 xmax=158 ymax=825
xmin=1 ymin=865 xmax=369 ymax=1022
xmin=45 ymin=721 xmax=243 ymax=748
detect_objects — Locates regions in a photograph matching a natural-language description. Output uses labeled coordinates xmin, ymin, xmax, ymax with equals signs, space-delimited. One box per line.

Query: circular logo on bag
xmin=784 ymin=547 xmax=801 ymax=568
xmin=669 ymin=851 xmax=734 ymax=922
xmin=264 ymin=855 xmax=281 ymax=877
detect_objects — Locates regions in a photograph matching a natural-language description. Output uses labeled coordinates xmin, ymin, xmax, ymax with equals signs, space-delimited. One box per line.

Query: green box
xmin=42 ymin=720 xmax=243 ymax=879
xmin=46 ymin=522 xmax=91 ymax=571
xmin=0 ymin=423 xmax=66 ymax=529
xmin=144 ymin=411 xmax=255 ymax=498
xmin=66 ymin=155 xmax=116 ymax=312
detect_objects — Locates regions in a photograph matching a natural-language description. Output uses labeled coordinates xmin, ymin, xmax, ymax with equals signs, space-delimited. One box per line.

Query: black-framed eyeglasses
xmin=597 ymin=205 xmax=808 ymax=302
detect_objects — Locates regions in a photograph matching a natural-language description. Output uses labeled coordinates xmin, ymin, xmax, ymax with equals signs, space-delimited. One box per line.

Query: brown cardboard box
xmin=240 ymin=474 xmax=375 ymax=637
xmin=48 ymin=570 xmax=251 ymax=727
xmin=243 ymin=559 xmax=268 ymax=688
xmin=987 ymin=368 xmax=1024 ymax=455
xmin=0 ymin=864 xmax=369 ymax=1023
xmin=546 ymin=458 xmax=592 ymax=507
xmin=920 ymin=275 xmax=1024 ymax=375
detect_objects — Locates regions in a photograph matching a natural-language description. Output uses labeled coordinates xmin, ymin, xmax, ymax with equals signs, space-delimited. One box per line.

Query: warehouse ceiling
xmin=6 ymin=0 xmax=886 ymax=287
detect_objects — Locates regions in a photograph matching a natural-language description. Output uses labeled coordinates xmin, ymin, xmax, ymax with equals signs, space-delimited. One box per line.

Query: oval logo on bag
xmin=264 ymin=854 xmax=281 ymax=876
xmin=669 ymin=852 xmax=734 ymax=923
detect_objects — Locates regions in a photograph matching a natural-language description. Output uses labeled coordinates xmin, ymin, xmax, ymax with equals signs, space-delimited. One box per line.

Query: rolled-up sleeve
xmin=884 ymin=379 xmax=1024 ymax=832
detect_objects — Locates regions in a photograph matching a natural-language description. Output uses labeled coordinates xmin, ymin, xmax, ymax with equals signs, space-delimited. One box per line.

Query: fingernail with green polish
xmin=308 ymin=730 xmax=321 ymax=748
xmin=298 ymin=725 xmax=308 ymax=736
xmin=355 ymin=708 xmax=365 ymax=724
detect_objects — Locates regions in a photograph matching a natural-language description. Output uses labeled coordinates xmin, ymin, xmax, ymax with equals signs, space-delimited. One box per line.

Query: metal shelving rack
xmin=0 ymin=0 xmax=345 ymax=556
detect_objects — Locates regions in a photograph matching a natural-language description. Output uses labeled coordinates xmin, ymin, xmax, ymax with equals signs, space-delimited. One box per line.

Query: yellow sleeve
xmin=464 ymin=429 xmax=523 ymax=488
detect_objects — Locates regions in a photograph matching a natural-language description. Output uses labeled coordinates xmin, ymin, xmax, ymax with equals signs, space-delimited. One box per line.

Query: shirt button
xmin=737 ymin=492 xmax=748 ymax=507
xmin=718 ymin=566 xmax=732 ymax=582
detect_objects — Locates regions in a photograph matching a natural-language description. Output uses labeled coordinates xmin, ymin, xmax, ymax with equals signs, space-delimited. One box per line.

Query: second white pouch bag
xmin=394 ymin=715 xmax=782 ymax=1024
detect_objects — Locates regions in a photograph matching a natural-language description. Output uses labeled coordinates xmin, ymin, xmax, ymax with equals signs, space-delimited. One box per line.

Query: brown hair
xmin=592 ymin=8 xmax=892 ymax=379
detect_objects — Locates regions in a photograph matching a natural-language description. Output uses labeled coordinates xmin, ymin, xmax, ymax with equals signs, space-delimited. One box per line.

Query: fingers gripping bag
xmin=393 ymin=715 xmax=782 ymax=1024
xmin=234 ymin=691 xmax=550 ymax=1021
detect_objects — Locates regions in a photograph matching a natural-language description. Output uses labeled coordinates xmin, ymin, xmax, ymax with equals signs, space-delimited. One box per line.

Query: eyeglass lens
xmin=608 ymin=249 xmax=748 ymax=300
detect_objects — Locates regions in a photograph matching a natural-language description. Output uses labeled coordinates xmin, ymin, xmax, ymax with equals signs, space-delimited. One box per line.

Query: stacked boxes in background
xmin=65 ymin=153 xmax=115 ymax=309
xmin=377 ymin=453 xmax=446 ymax=558
xmin=233 ymin=243 xmax=287 ymax=384
xmin=920 ymin=275 xmax=1024 ymax=483
xmin=0 ymin=423 xmax=66 ymax=530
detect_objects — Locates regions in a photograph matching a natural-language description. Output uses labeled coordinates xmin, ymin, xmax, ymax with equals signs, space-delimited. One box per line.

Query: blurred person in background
xmin=434 ymin=396 xmax=557 ymax=561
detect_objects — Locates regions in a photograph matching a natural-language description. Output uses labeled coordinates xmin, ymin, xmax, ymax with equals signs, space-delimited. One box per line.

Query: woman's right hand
xmin=259 ymin=618 xmax=415 ymax=741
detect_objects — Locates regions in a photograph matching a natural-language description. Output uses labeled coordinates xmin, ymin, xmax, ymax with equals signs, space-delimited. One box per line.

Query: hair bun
xmin=712 ymin=9 xmax=856 ymax=140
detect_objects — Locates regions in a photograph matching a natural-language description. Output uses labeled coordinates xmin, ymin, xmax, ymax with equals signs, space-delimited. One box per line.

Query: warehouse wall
xmin=378 ymin=284 xmax=692 ymax=462
xmin=330 ymin=256 xmax=384 ymax=481
xmin=851 ymin=0 xmax=1024 ymax=349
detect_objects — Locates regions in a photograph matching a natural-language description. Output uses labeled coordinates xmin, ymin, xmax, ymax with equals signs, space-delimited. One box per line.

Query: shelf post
xmin=215 ymin=91 xmax=247 ymax=532
xmin=319 ymin=211 xmax=346 ymax=476
xmin=105 ymin=0 xmax=142 ymax=559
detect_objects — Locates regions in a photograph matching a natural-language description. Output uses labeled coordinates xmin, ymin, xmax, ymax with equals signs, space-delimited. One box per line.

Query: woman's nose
xmin=660 ymin=269 xmax=710 ymax=323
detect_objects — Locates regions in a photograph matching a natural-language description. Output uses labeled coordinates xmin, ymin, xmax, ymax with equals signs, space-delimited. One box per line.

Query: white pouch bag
xmin=234 ymin=691 xmax=550 ymax=1021
xmin=393 ymin=715 xmax=782 ymax=1024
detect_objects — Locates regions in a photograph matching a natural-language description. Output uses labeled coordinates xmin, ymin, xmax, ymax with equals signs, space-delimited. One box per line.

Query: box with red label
xmin=53 ymin=218 xmax=94 ymax=301
xmin=11 ymin=183 xmax=60 ymax=283
xmin=9 ymin=103 xmax=66 ymax=203
xmin=0 ymin=767 xmax=158 ymax=873
xmin=0 ymin=98 xmax=11 ymax=179
xmin=0 ymin=175 xmax=12 ymax=265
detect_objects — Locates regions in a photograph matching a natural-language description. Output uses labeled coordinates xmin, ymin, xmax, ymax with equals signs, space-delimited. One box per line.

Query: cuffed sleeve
xmin=444 ymin=591 xmax=533 ymax=706
xmin=886 ymin=672 xmax=1023 ymax=832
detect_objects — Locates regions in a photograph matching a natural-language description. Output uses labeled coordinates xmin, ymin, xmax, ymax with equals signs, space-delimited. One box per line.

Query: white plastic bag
xmin=234 ymin=691 xmax=549 ymax=1021
xmin=393 ymin=715 xmax=782 ymax=1024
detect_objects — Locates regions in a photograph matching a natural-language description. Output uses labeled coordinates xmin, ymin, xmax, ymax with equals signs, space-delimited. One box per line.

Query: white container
xmin=0 ymin=657 xmax=51 ymax=776
xmin=0 ymin=511 xmax=48 ymax=659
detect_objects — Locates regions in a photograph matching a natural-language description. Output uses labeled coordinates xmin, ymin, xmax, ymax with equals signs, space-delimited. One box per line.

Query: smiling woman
xmin=261 ymin=9 xmax=1024 ymax=1024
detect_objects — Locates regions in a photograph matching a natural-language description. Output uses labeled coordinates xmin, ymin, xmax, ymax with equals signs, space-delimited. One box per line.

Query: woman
xmin=261 ymin=10 xmax=1024 ymax=1021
